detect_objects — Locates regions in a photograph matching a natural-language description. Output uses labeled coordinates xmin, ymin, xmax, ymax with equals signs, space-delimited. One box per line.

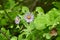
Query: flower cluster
xmin=15 ymin=12 xmax=34 ymax=24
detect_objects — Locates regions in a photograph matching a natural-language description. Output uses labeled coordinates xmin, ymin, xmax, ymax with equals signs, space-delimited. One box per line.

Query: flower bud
xmin=50 ymin=28 xmax=57 ymax=37
xmin=15 ymin=16 xmax=20 ymax=24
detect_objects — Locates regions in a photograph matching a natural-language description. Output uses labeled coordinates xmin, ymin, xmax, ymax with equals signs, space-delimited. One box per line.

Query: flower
xmin=50 ymin=28 xmax=57 ymax=37
xmin=24 ymin=12 xmax=34 ymax=23
xmin=15 ymin=16 xmax=20 ymax=24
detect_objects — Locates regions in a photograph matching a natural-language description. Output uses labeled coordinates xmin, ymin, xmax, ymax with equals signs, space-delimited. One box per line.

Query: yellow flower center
xmin=27 ymin=16 xmax=31 ymax=19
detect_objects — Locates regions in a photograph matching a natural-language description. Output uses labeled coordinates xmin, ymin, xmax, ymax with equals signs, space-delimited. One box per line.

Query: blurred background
xmin=0 ymin=0 xmax=60 ymax=12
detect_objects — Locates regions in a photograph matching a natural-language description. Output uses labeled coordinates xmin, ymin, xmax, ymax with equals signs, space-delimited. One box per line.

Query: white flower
xmin=24 ymin=12 xmax=34 ymax=23
xmin=15 ymin=16 xmax=20 ymax=24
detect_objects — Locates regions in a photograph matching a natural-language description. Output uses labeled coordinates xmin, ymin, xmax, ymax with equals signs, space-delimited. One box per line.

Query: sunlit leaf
xmin=10 ymin=36 xmax=17 ymax=40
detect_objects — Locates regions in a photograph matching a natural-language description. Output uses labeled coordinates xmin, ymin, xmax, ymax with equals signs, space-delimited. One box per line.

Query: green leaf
xmin=6 ymin=30 xmax=11 ymax=38
xmin=8 ymin=12 xmax=17 ymax=20
xmin=10 ymin=25 xmax=14 ymax=28
xmin=34 ymin=13 xmax=49 ymax=30
xmin=35 ymin=7 xmax=44 ymax=13
xmin=43 ymin=33 xmax=51 ymax=39
xmin=19 ymin=0 xmax=24 ymax=2
xmin=10 ymin=36 xmax=17 ymax=40
xmin=18 ymin=33 xmax=25 ymax=40
xmin=22 ymin=6 xmax=29 ymax=13
xmin=4 ymin=0 xmax=16 ymax=9
xmin=1 ymin=27 xmax=6 ymax=33
xmin=0 ymin=10 xmax=5 ymax=13
xmin=1 ymin=27 xmax=11 ymax=38
xmin=52 ymin=2 xmax=60 ymax=9
xmin=45 ymin=33 xmax=51 ymax=39
xmin=47 ymin=8 xmax=60 ymax=25
xmin=12 ymin=6 xmax=21 ymax=12
xmin=18 ymin=34 xmax=23 ymax=40
xmin=0 ymin=33 xmax=7 ymax=40
xmin=0 ymin=19 xmax=7 ymax=25
xmin=56 ymin=37 xmax=60 ymax=40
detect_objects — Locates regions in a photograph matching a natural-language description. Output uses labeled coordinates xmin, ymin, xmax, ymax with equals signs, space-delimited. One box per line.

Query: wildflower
xmin=15 ymin=16 xmax=20 ymax=24
xmin=24 ymin=12 xmax=34 ymax=23
xmin=50 ymin=28 xmax=57 ymax=37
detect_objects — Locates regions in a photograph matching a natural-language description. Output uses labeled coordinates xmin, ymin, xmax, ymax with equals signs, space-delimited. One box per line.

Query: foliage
xmin=0 ymin=0 xmax=60 ymax=40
